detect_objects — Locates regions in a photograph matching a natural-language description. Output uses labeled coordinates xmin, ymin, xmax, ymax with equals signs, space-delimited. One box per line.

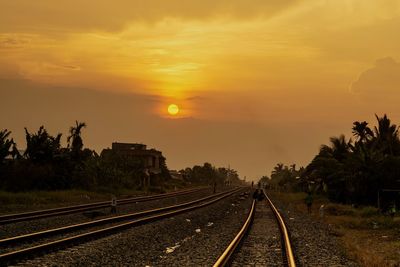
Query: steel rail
xmin=0 ymin=188 xmax=237 ymax=247
xmin=264 ymin=191 xmax=296 ymax=267
xmin=0 ymin=188 xmax=244 ymax=264
xmin=213 ymin=199 xmax=256 ymax=267
xmin=213 ymin=190 xmax=296 ymax=267
xmin=0 ymin=187 xmax=206 ymax=225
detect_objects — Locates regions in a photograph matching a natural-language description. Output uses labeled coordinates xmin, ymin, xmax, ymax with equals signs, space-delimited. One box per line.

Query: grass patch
xmin=0 ymin=190 xmax=111 ymax=214
xmin=324 ymin=203 xmax=355 ymax=216
xmin=269 ymin=191 xmax=400 ymax=266
xmin=0 ymin=182 xmax=196 ymax=214
xmin=359 ymin=206 xmax=380 ymax=218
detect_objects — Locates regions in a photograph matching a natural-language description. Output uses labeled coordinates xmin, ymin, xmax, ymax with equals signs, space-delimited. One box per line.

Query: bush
xmin=148 ymin=186 xmax=166 ymax=194
xmin=325 ymin=204 xmax=355 ymax=216
xmin=359 ymin=206 xmax=380 ymax=217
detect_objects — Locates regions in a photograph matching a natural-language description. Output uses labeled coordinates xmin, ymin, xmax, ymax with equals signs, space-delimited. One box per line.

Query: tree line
xmin=261 ymin=163 xmax=304 ymax=191
xmin=180 ymin=163 xmax=242 ymax=186
xmin=0 ymin=122 xmax=242 ymax=192
xmin=263 ymin=114 xmax=400 ymax=206
xmin=0 ymin=122 xmax=170 ymax=192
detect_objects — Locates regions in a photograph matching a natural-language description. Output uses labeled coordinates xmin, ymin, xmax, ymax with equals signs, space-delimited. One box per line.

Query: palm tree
xmin=0 ymin=129 xmax=14 ymax=163
xmin=351 ymin=121 xmax=375 ymax=162
xmin=272 ymin=163 xmax=284 ymax=176
xmin=271 ymin=163 xmax=287 ymax=188
xmin=352 ymin=121 xmax=374 ymax=143
xmin=373 ymin=114 xmax=400 ymax=155
xmin=319 ymin=135 xmax=351 ymax=162
xmin=67 ymin=121 xmax=87 ymax=154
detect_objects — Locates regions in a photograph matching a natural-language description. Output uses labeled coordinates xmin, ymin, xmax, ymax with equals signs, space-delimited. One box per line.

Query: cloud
xmin=0 ymin=0 xmax=296 ymax=33
xmin=0 ymin=34 xmax=31 ymax=49
xmin=351 ymin=57 xmax=400 ymax=95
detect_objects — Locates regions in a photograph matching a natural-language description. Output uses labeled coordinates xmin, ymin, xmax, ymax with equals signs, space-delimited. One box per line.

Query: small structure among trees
xmin=101 ymin=143 xmax=163 ymax=174
xmin=101 ymin=142 xmax=167 ymax=190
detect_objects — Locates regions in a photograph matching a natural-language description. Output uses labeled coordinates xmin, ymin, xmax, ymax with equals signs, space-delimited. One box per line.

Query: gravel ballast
xmin=268 ymin=193 xmax=359 ymax=267
xmin=4 ymin=189 xmax=358 ymax=266
xmin=13 ymin=189 xmax=252 ymax=266
xmin=0 ymin=188 xmax=214 ymax=240
xmin=230 ymin=200 xmax=283 ymax=267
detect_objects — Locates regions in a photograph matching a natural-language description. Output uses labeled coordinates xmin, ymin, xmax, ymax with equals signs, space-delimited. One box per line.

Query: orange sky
xmin=1 ymin=1 xmax=400 ymax=180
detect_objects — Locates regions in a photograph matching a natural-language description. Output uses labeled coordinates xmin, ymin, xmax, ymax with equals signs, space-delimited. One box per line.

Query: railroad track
xmin=0 ymin=187 xmax=244 ymax=265
xmin=0 ymin=187 xmax=207 ymax=225
xmin=214 ymin=190 xmax=296 ymax=267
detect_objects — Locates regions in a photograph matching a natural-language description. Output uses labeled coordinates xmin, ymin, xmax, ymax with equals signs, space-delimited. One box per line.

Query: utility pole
xmin=228 ymin=164 xmax=231 ymax=186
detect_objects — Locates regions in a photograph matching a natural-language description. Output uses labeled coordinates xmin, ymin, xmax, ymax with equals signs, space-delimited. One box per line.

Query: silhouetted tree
xmin=352 ymin=121 xmax=374 ymax=143
xmin=67 ymin=121 xmax=87 ymax=158
xmin=303 ymin=114 xmax=400 ymax=205
xmin=270 ymin=163 xmax=304 ymax=191
xmin=24 ymin=126 xmax=62 ymax=163
xmin=373 ymin=114 xmax=400 ymax=156
xmin=182 ymin=163 xmax=241 ymax=185
xmin=0 ymin=129 xmax=14 ymax=163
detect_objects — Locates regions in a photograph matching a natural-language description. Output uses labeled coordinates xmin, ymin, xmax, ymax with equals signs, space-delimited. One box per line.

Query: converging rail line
xmin=0 ymin=187 xmax=207 ymax=225
xmin=0 ymin=187 xmax=244 ymax=265
xmin=213 ymin=190 xmax=296 ymax=267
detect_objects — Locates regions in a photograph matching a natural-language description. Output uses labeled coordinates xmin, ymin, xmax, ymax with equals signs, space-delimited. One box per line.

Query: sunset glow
xmin=1 ymin=1 xmax=400 ymax=178
xmin=167 ymin=104 xmax=180 ymax=116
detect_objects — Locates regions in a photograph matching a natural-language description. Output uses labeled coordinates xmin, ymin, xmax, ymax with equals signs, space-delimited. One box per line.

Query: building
xmin=101 ymin=142 xmax=163 ymax=174
xmin=169 ymin=170 xmax=184 ymax=180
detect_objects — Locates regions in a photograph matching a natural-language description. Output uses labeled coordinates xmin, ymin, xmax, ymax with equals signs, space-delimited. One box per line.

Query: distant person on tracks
xmin=252 ymin=189 xmax=259 ymax=200
xmin=305 ymin=192 xmax=313 ymax=214
xmin=258 ymin=189 xmax=265 ymax=201
xmin=111 ymin=195 xmax=117 ymax=214
xmin=251 ymin=181 xmax=254 ymax=188
xmin=253 ymin=189 xmax=265 ymax=201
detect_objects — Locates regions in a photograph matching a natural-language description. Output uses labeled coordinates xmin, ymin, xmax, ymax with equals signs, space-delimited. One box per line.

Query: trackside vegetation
xmin=265 ymin=114 xmax=400 ymax=208
xmin=0 ymin=122 xmax=241 ymax=193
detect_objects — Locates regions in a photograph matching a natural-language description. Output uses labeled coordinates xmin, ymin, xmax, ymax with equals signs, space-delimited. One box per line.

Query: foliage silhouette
xmin=303 ymin=114 xmax=400 ymax=205
xmin=181 ymin=163 xmax=241 ymax=186
xmin=0 ymin=129 xmax=14 ymax=163
xmin=67 ymin=121 xmax=87 ymax=159
xmin=0 ymin=122 xmax=172 ymax=192
xmin=263 ymin=114 xmax=400 ymax=207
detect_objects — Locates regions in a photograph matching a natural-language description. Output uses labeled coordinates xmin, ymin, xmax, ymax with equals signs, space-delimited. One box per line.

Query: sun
xmin=167 ymin=104 xmax=180 ymax=116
